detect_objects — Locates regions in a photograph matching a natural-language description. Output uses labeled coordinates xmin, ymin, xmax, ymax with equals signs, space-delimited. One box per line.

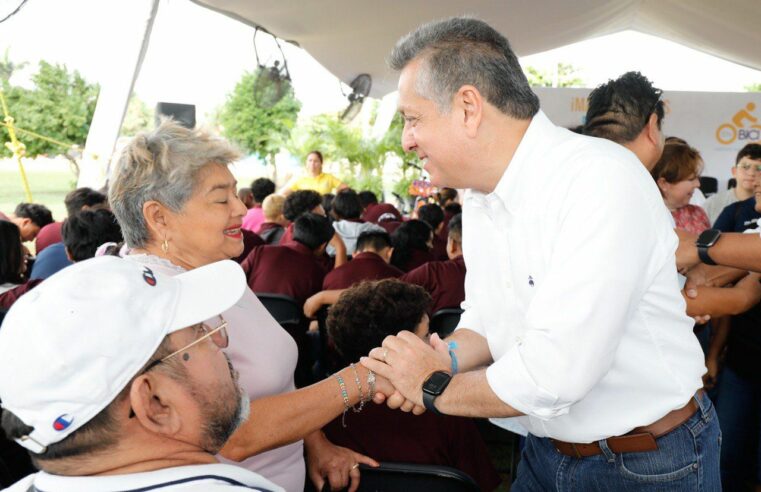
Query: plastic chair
xmin=340 ymin=462 xmax=480 ymax=492
xmin=728 ymin=177 xmax=737 ymax=189
xmin=255 ymin=293 xmax=301 ymax=327
xmin=699 ymin=176 xmax=718 ymax=196
xmin=430 ymin=308 xmax=464 ymax=337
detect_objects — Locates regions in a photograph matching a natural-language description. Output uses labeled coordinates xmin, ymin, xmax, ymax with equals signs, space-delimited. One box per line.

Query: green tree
xmin=745 ymin=83 xmax=761 ymax=92
xmin=0 ymin=48 xmax=27 ymax=83
xmin=217 ymin=68 xmax=301 ymax=168
xmin=1 ymin=60 xmax=99 ymax=158
xmin=120 ymin=94 xmax=154 ymax=136
xmin=525 ymin=63 xmax=584 ymax=88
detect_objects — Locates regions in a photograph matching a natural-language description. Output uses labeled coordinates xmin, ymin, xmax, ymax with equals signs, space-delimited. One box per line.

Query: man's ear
xmin=128 ymin=374 xmax=183 ymax=437
xmin=646 ymin=113 xmax=661 ymax=146
xmin=455 ymin=85 xmax=483 ymax=138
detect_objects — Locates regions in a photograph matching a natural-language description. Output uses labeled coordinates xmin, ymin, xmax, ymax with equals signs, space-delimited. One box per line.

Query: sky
xmin=2 ymin=0 xmax=761 ymax=125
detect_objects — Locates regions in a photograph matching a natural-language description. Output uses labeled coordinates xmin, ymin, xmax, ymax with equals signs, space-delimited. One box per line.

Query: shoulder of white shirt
xmin=3 ymin=463 xmax=284 ymax=492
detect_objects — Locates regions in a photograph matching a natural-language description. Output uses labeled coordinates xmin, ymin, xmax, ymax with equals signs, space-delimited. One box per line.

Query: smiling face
xmin=162 ymin=163 xmax=247 ymax=268
xmin=658 ymin=164 xmax=702 ymax=210
xmin=398 ymin=60 xmax=470 ymax=188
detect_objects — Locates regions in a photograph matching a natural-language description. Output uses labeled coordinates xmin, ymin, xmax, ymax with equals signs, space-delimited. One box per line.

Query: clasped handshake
xmin=360 ymin=331 xmax=452 ymax=415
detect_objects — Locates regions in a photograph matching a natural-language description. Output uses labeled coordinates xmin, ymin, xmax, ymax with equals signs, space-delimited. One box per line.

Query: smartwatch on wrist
xmin=422 ymin=370 xmax=452 ymax=415
xmin=695 ymin=229 xmax=721 ymax=266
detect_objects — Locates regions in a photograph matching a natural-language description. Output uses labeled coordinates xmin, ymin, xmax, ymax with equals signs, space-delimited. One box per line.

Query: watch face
xmin=697 ymin=229 xmax=721 ymax=247
xmin=423 ymin=371 xmax=452 ymax=396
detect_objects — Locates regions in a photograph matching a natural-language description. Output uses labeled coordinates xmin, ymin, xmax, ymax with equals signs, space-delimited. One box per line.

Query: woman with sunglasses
xmin=109 ymin=120 xmax=404 ymax=492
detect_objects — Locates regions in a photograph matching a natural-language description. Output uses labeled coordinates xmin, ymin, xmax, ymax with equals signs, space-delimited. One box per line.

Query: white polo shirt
xmin=3 ymin=464 xmax=284 ymax=492
xmin=458 ymin=110 xmax=705 ymax=443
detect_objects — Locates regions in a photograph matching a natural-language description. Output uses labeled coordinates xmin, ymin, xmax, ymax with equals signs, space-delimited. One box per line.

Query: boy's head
xmin=293 ymin=213 xmax=334 ymax=254
xmin=62 ymin=209 xmax=124 ymax=262
xmin=262 ymin=195 xmax=287 ymax=225
xmin=446 ymin=213 xmax=463 ymax=260
xmin=327 ymin=279 xmax=431 ymax=364
xmin=355 ymin=230 xmax=394 ymax=263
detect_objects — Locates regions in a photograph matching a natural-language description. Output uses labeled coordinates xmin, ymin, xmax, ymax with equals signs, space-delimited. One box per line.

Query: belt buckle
xmin=571 ymin=443 xmax=583 ymax=459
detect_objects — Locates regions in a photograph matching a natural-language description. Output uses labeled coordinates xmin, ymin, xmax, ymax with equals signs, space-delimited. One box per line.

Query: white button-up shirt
xmin=458 ymin=111 xmax=705 ymax=443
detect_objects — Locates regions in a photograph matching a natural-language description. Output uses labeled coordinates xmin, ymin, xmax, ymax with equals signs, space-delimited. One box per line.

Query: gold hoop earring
xmin=161 ymin=239 xmax=169 ymax=254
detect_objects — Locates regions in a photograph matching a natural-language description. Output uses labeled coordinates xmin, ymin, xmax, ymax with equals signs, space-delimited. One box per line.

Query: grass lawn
xmin=0 ymin=168 xmax=77 ymax=222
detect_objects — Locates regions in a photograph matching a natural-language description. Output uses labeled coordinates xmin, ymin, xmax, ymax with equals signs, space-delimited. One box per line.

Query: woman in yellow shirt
xmin=284 ymin=151 xmax=348 ymax=195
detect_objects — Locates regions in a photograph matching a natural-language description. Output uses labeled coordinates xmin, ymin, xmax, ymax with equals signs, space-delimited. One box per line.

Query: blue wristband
xmin=448 ymin=341 xmax=459 ymax=374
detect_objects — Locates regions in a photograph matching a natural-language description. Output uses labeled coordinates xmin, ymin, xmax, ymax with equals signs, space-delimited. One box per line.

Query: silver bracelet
xmin=366 ymin=369 xmax=376 ymax=404
xmin=349 ymin=363 xmax=365 ymax=413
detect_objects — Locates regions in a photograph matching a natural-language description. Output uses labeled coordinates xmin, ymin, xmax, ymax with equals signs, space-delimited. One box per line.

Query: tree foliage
xmin=525 ymin=63 xmax=584 ymax=88
xmin=217 ymin=68 xmax=301 ymax=164
xmin=120 ymin=94 xmax=154 ymax=137
xmin=1 ymin=60 xmax=99 ymax=157
xmin=746 ymin=83 xmax=761 ymax=92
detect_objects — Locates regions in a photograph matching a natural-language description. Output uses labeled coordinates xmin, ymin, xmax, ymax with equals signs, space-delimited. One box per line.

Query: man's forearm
xmin=445 ymin=328 xmax=493 ymax=373
xmin=706 ymin=233 xmax=761 ymax=272
xmin=435 ymin=369 xmax=523 ymax=418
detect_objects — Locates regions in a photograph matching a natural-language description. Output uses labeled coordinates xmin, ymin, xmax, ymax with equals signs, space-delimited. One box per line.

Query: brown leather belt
xmin=551 ymin=392 xmax=701 ymax=458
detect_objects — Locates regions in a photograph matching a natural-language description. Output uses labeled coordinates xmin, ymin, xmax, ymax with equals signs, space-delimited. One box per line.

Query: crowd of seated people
xmin=10 ymin=71 xmax=761 ymax=491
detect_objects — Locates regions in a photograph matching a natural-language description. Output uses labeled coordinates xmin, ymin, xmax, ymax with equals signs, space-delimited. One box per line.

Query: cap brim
xmin=169 ymin=260 xmax=246 ymax=332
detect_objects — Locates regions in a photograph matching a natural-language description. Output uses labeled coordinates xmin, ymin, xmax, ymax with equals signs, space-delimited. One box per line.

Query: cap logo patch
xmin=142 ymin=267 xmax=157 ymax=286
xmin=53 ymin=414 xmax=73 ymax=431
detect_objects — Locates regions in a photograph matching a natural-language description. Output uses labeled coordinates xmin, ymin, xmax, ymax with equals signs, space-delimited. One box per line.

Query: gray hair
xmin=389 ymin=17 xmax=539 ymax=119
xmin=109 ymin=119 xmax=241 ymax=248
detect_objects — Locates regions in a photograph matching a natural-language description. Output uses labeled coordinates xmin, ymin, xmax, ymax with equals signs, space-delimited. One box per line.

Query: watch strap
xmin=698 ymin=245 xmax=717 ymax=266
xmin=423 ymin=390 xmax=443 ymax=415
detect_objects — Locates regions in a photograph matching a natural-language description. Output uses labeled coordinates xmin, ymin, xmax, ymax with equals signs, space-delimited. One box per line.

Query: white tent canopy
xmin=191 ymin=0 xmax=761 ymax=97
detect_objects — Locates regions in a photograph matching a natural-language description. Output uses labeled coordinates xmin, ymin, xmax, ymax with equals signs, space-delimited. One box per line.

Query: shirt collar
xmin=283 ymin=241 xmax=314 ymax=256
xmin=466 ymin=110 xmax=556 ymax=214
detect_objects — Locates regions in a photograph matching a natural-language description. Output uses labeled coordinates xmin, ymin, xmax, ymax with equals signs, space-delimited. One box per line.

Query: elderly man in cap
xmin=362 ymin=17 xmax=719 ymax=491
xmin=0 ymin=256 xmax=282 ymax=491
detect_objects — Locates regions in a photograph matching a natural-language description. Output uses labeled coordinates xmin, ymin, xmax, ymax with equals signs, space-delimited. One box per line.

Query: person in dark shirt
xmin=400 ymin=213 xmax=465 ymax=314
xmin=417 ymin=203 xmax=448 ymax=260
xmin=713 ymin=196 xmax=760 ymax=232
xmin=323 ymin=279 xmax=501 ymax=491
xmin=390 ymin=219 xmax=435 ymax=272
xmin=279 ymin=190 xmax=325 ymax=244
xmin=242 ymin=213 xmax=333 ymax=305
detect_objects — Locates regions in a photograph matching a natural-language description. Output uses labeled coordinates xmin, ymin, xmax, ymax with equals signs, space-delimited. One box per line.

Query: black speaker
xmin=155 ymin=102 xmax=196 ymax=129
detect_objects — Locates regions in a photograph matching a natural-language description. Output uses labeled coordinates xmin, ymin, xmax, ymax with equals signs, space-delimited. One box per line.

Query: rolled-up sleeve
xmin=486 ymin=160 xmax=668 ymax=419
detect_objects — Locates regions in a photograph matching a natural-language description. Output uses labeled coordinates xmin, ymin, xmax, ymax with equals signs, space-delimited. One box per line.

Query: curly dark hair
xmin=283 ymin=190 xmax=322 ymax=221
xmin=327 ymin=279 xmax=431 ymax=364
xmin=584 ymin=71 xmax=664 ymax=144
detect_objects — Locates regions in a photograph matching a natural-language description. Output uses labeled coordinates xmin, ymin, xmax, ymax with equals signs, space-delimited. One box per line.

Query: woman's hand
xmin=304 ymin=431 xmax=378 ymax=492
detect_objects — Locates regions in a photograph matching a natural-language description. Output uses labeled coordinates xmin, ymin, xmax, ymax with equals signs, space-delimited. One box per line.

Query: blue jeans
xmin=715 ymin=364 xmax=761 ymax=490
xmin=512 ymin=392 xmax=721 ymax=491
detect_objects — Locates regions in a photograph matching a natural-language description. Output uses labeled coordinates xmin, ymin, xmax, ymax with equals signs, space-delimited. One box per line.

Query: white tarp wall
xmin=534 ymin=87 xmax=761 ymax=190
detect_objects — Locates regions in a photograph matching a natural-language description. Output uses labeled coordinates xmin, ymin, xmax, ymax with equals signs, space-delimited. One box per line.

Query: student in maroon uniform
xmin=400 ymin=213 xmax=465 ymax=314
xmin=390 ymin=219 xmax=435 ymax=272
xmin=323 ymin=231 xmax=402 ymax=290
xmin=241 ymin=213 xmax=333 ymax=305
xmin=417 ymin=203 xmax=448 ymax=261
xmin=362 ymin=202 xmax=403 ymax=234
xmin=323 ymin=279 xmax=501 ymax=491
xmin=279 ymin=190 xmax=325 ymax=244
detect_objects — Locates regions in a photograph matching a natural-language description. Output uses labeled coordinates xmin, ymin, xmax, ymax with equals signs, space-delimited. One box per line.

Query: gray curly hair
xmin=108 ymin=119 xmax=241 ymax=248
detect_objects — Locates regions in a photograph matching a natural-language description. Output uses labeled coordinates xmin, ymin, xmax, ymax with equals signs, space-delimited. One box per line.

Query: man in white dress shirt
xmin=362 ymin=17 xmax=719 ymax=491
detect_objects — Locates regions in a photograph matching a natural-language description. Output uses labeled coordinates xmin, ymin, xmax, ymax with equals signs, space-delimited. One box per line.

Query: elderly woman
xmin=109 ymin=120 xmax=407 ymax=492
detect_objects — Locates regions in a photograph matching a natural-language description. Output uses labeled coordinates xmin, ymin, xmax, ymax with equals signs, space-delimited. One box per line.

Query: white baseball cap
xmin=0 ymin=256 xmax=246 ymax=454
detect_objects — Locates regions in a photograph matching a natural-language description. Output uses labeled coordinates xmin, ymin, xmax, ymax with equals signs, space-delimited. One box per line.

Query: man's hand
xmin=675 ymin=229 xmax=699 ymax=273
xmin=361 ymin=331 xmax=450 ymax=407
xmin=684 ymin=263 xmax=714 ymax=299
xmin=703 ymin=356 xmax=720 ymax=391
xmin=371 ymin=365 xmax=426 ymax=415
xmin=304 ymin=431 xmax=378 ymax=492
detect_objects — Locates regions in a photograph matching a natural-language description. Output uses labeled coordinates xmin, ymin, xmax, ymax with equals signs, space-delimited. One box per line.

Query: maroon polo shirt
xmin=322 ymin=251 xmax=403 ymax=290
xmin=324 ymin=402 xmax=501 ymax=492
xmin=431 ymin=234 xmax=449 ymax=261
xmin=400 ymin=255 xmax=466 ymax=313
xmin=232 ymin=229 xmax=265 ymax=264
xmin=241 ymin=241 xmax=327 ymax=305
xmin=0 ymin=280 xmax=42 ymax=309
xmin=257 ymin=221 xmax=285 ymax=243
xmin=399 ymin=248 xmax=436 ymax=273
xmin=34 ymin=222 xmax=63 ymax=254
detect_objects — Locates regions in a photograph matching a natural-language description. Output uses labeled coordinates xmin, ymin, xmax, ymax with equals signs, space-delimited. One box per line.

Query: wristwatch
xmin=422 ymin=371 xmax=452 ymax=415
xmin=695 ymin=229 xmax=721 ymax=266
